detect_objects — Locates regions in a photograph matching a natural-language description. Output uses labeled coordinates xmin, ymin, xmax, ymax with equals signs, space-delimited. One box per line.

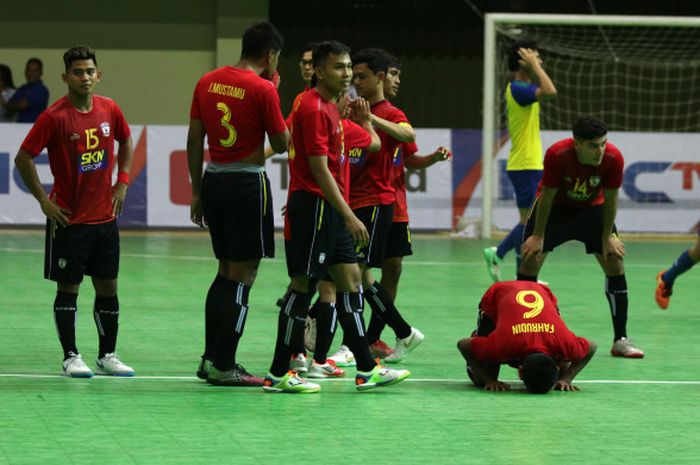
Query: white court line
xmin=0 ymin=247 xmax=668 ymax=268
xmin=0 ymin=373 xmax=699 ymax=385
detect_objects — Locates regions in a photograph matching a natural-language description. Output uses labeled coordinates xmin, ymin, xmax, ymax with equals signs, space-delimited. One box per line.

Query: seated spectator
xmin=4 ymin=58 xmax=49 ymax=122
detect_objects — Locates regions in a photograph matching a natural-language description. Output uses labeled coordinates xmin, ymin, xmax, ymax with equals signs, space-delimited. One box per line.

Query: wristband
xmin=117 ymin=171 xmax=130 ymax=185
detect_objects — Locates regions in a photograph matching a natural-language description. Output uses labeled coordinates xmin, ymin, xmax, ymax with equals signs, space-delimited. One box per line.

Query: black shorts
xmin=44 ymin=219 xmax=119 ymax=284
xmin=524 ymin=201 xmax=617 ymax=255
xmin=285 ymin=191 xmax=357 ymax=278
xmin=354 ymin=204 xmax=394 ymax=268
xmin=383 ymin=221 xmax=413 ymax=259
xmin=201 ymin=171 xmax=274 ymax=261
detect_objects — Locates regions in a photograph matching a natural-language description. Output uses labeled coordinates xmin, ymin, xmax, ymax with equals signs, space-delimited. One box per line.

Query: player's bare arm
xmin=521 ymin=187 xmax=556 ymax=260
xmin=457 ymin=338 xmax=510 ymax=391
xmin=555 ymin=341 xmax=597 ymax=391
xmin=602 ymin=188 xmax=624 ymax=258
xmin=370 ymin=114 xmax=416 ymax=143
xmin=14 ymin=149 xmax=72 ymax=227
xmin=112 ymin=136 xmax=133 ymax=217
xmin=308 ymin=155 xmax=369 ymax=246
xmin=350 ymin=97 xmax=380 ymax=151
xmin=186 ymin=118 xmax=206 ymax=228
xmin=518 ymin=48 xmax=557 ymax=100
xmin=268 ymin=128 xmax=290 ymax=155
xmin=404 ymin=146 xmax=453 ymax=169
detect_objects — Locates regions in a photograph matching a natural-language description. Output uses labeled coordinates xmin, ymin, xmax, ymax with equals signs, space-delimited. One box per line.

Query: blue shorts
xmin=507 ymin=170 xmax=542 ymax=209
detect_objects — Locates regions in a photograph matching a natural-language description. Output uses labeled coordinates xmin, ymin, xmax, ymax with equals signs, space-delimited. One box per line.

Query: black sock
xmin=54 ymin=291 xmax=78 ymax=359
xmin=312 ymin=301 xmax=337 ymax=363
xmin=94 ymin=295 xmax=119 ymax=359
xmin=365 ymin=282 xmax=411 ymax=340
xmin=517 ymin=272 xmax=537 ymax=282
xmin=366 ymin=310 xmax=386 ymax=345
xmin=335 ymin=291 xmax=375 ymax=372
xmin=203 ymin=274 xmax=228 ymax=361
xmin=606 ymin=274 xmax=629 ymax=341
xmin=269 ymin=290 xmax=312 ymax=377
xmin=213 ymin=280 xmax=251 ymax=371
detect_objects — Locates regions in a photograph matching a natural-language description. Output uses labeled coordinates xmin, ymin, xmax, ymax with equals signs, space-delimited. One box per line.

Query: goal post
xmin=480 ymin=13 xmax=700 ymax=238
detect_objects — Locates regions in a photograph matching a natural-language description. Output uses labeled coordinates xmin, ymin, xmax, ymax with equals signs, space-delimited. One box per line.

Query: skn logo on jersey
xmin=79 ymin=127 xmax=107 ymax=173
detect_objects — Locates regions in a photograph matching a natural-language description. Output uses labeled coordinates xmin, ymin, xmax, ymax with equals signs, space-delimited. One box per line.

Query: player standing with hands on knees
xmin=14 ymin=46 xmax=135 ymax=378
xmin=519 ymin=115 xmax=643 ymax=359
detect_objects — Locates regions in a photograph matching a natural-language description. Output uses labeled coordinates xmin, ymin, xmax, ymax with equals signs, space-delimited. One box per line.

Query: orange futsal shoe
xmin=655 ymin=270 xmax=672 ymax=310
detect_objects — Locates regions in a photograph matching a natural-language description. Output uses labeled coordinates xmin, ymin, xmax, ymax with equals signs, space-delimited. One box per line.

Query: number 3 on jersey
xmin=516 ymin=290 xmax=544 ymax=319
xmin=217 ymin=102 xmax=237 ymax=148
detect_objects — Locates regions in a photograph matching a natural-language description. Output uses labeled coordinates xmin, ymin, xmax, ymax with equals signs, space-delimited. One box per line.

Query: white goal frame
xmin=480 ymin=13 xmax=700 ymax=239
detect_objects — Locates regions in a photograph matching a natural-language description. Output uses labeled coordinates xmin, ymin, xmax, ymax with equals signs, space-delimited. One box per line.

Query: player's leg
xmin=656 ymin=233 xmax=700 ymax=309
xmin=485 ymin=170 xmax=541 ymax=282
xmin=330 ymin=261 xmax=410 ymax=391
xmin=201 ymin=171 xmax=273 ymax=385
xmin=263 ymin=191 xmax=324 ymax=393
xmin=45 ymin=220 xmax=92 ymax=377
xmin=306 ymin=279 xmax=344 ymax=378
xmin=88 ymin=220 xmax=134 ymax=376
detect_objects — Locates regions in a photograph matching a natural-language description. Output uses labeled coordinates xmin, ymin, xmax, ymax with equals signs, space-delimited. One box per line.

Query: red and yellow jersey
xmin=288 ymin=89 xmax=343 ymax=198
xmin=341 ymin=119 xmax=373 ymax=203
xmin=349 ymin=99 xmax=412 ymax=209
xmin=538 ymin=138 xmax=624 ymax=207
xmin=285 ymin=86 xmax=310 ymax=129
xmin=20 ymin=95 xmax=130 ymax=224
xmin=189 ymin=66 xmax=287 ymax=163
xmin=469 ymin=281 xmax=590 ymax=364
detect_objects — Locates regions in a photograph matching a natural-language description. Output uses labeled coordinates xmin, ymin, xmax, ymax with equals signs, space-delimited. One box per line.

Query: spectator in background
xmin=0 ymin=64 xmax=17 ymax=122
xmin=3 ymin=58 xmax=49 ymax=122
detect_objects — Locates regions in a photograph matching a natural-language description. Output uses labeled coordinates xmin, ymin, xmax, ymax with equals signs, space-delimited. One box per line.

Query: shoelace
xmin=234 ymin=364 xmax=253 ymax=377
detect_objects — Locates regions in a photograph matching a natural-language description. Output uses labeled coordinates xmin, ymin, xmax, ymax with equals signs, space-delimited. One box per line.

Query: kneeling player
xmin=457 ymin=281 xmax=596 ymax=393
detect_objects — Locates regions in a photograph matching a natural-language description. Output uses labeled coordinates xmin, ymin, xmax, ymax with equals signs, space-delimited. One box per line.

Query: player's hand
xmin=112 ymin=182 xmax=128 ymax=217
xmin=40 ymin=193 xmax=71 ymax=227
xmin=521 ymin=235 xmax=544 ymax=261
xmin=345 ymin=214 xmax=369 ymax=247
xmin=349 ymin=97 xmax=371 ymax=123
xmin=190 ymin=194 xmax=206 ymax=228
xmin=602 ymin=234 xmax=625 ymax=258
xmin=518 ymin=48 xmax=543 ymax=70
xmin=271 ymin=70 xmax=281 ymax=90
xmin=484 ymin=380 xmax=510 ymax=391
xmin=554 ymin=380 xmax=580 ymax=391
xmin=431 ymin=146 xmax=453 ymax=162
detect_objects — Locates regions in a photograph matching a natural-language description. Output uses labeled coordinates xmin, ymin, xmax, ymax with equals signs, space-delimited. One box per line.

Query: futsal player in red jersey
xmin=457 ymin=281 xmax=596 ymax=393
xmin=14 ymin=46 xmax=134 ymax=378
xmin=332 ymin=48 xmax=423 ymax=366
xmin=364 ymin=51 xmax=452 ymax=361
xmin=264 ymin=41 xmax=409 ymax=393
xmin=187 ymin=22 xmax=289 ymax=386
xmin=520 ymin=115 xmax=644 ymax=359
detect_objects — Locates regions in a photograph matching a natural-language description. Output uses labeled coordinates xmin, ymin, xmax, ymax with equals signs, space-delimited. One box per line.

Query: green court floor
xmin=1 ymin=229 xmax=699 ymax=465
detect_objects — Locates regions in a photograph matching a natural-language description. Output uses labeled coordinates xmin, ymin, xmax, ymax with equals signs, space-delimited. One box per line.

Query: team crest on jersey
xmin=100 ymin=122 xmax=111 ymax=137
xmin=589 ymin=176 xmax=601 ymax=187
xmin=70 ymin=133 xmax=80 ymax=141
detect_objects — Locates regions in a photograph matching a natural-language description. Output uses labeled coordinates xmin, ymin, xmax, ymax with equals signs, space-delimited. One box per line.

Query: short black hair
xmin=26 ymin=57 xmax=43 ymax=71
xmin=241 ymin=22 xmax=284 ymax=59
xmin=301 ymin=42 xmax=317 ymax=57
xmin=507 ymin=39 xmax=538 ymax=72
xmin=351 ymin=48 xmax=391 ymax=75
xmin=521 ymin=352 xmax=558 ymax=394
xmin=312 ymin=40 xmax=351 ymax=68
xmin=63 ymin=46 xmax=97 ymax=71
xmin=573 ymin=115 xmax=608 ymax=140
xmin=385 ymin=51 xmax=402 ymax=70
